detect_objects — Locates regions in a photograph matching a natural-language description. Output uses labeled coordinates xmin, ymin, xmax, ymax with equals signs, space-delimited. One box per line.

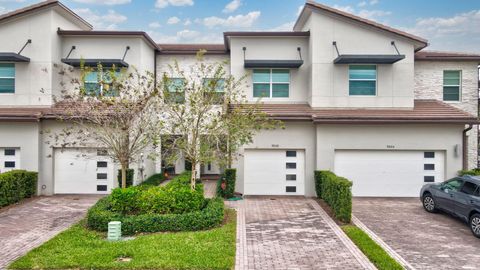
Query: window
xmin=349 ymin=65 xmax=376 ymax=96
xmin=97 ymin=185 xmax=107 ymax=191
xmin=4 ymin=161 xmax=15 ymax=168
xmin=97 ymin=173 xmax=108 ymax=180
xmin=84 ymin=70 xmax=119 ymax=96
xmin=286 ymin=162 xmax=296 ymax=169
xmin=424 ymin=164 xmax=435 ymax=170
xmin=4 ymin=149 xmax=15 ymax=156
xmin=443 ymin=70 xmax=461 ymax=101
xmin=203 ymin=78 xmax=225 ymax=104
xmin=286 ymin=151 xmax=297 ymax=157
xmin=442 ymin=178 xmax=463 ymax=192
xmin=97 ymin=161 xmax=108 ymax=168
xmin=165 ymin=78 xmax=186 ymax=103
xmin=424 ymin=176 xmax=435 ymax=182
xmin=286 ymin=186 xmax=296 ymax=193
xmin=0 ymin=63 xmax=15 ymax=93
xmin=286 ymin=174 xmax=297 ymax=181
xmin=460 ymin=181 xmax=478 ymax=195
xmin=424 ymin=152 xmax=435 ymax=158
xmin=253 ymin=69 xmax=289 ymax=98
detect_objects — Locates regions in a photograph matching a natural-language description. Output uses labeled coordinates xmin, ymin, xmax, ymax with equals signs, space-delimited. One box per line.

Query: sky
xmin=0 ymin=0 xmax=479 ymax=52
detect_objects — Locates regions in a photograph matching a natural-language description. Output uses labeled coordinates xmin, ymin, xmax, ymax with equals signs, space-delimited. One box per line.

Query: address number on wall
xmin=386 ymin=145 xmax=395 ymax=149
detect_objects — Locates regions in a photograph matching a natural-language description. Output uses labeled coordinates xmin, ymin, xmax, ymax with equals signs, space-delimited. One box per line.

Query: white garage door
xmin=244 ymin=149 xmax=305 ymax=195
xmin=54 ymin=148 xmax=114 ymax=194
xmin=334 ymin=150 xmax=445 ymax=197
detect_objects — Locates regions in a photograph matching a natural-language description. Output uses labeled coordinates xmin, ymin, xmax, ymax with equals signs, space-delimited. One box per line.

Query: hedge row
xmin=140 ymin=172 xmax=166 ymax=186
xmin=86 ymin=197 xmax=224 ymax=235
xmin=314 ymin=170 xmax=352 ymax=223
xmin=458 ymin=168 xmax=480 ymax=176
xmin=0 ymin=170 xmax=38 ymax=208
xmin=216 ymin=169 xmax=236 ymax=198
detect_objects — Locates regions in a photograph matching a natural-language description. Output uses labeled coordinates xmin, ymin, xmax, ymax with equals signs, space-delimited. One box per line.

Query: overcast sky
xmin=1 ymin=0 xmax=479 ymax=53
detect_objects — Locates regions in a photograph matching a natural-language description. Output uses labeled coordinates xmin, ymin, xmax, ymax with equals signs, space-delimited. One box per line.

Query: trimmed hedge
xmin=140 ymin=173 xmax=166 ymax=186
xmin=87 ymin=197 xmax=224 ymax=235
xmin=117 ymin=169 xmax=134 ymax=187
xmin=216 ymin=169 xmax=236 ymax=198
xmin=0 ymin=170 xmax=38 ymax=208
xmin=459 ymin=168 xmax=480 ymax=176
xmin=315 ymin=170 xmax=352 ymax=223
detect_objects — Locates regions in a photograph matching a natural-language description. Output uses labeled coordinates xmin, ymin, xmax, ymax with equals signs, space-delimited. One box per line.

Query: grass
xmin=342 ymin=225 xmax=404 ymax=270
xmin=10 ymin=209 xmax=236 ymax=270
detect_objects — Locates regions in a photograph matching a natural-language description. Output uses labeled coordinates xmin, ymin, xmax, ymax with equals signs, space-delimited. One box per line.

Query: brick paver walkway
xmin=227 ymin=197 xmax=375 ymax=270
xmin=354 ymin=198 xmax=480 ymax=270
xmin=0 ymin=195 xmax=100 ymax=269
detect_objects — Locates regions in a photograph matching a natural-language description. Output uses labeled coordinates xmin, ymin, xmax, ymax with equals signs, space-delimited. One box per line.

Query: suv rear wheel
xmin=470 ymin=213 xmax=480 ymax=238
xmin=423 ymin=194 xmax=436 ymax=213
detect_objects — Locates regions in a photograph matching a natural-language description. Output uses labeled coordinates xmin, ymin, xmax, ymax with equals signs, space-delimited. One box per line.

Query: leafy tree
xmin=47 ymin=63 xmax=161 ymax=188
xmin=159 ymin=51 xmax=281 ymax=189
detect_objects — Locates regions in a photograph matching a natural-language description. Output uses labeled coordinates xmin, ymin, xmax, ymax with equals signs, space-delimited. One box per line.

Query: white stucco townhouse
xmin=0 ymin=0 xmax=478 ymax=197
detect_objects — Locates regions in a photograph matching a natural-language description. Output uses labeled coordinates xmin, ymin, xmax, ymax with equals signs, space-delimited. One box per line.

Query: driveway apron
xmin=0 ymin=195 xmax=100 ymax=269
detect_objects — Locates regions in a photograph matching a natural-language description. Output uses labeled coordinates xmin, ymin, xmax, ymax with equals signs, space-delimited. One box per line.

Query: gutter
xmin=463 ymin=124 xmax=473 ymax=170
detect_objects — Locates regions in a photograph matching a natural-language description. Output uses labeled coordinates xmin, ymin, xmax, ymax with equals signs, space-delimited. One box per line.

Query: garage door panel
xmin=335 ymin=150 xmax=445 ymax=197
xmin=244 ymin=149 xmax=305 ymax=195
xmin=54 ymin=148 xmax=114 ymax=194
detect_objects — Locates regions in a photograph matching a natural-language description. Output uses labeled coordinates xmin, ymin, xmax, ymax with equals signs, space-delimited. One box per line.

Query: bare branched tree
xmin=48 ymin=63 xmax=162 ymax=188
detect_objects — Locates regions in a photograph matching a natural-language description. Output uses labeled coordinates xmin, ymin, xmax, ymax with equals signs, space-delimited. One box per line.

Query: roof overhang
xmin=244 ymin=60 xmax=304 ymax=68
xmin=61 ymin=58 xmax=129 ymax=68
xmin=0 ymin=52 xmax=30 ymax=62
xmin=333 ymin=54 xmax=405 ymax=64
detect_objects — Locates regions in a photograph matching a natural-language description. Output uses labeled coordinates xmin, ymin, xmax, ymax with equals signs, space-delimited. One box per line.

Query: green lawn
xmin=10 ymin=209 xmax=236 ymax=270
xmin=342 ymin=225 xmax=404 ymax=270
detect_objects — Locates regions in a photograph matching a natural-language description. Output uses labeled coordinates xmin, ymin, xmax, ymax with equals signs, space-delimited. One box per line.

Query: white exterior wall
xmin=229 ymin=37 xmax=309 ymax=104
xmin=415 ymin=61 xmax=479 ymax=168
xmin=234 ymin=122 xmax=316 ymax=196
xmin=0 ymin=122 xmax=39 ymax=175
xmin=300 ymin=12 xmax=416 ymax=108
xmin=316 ymin=124 xmax=465 ymax=181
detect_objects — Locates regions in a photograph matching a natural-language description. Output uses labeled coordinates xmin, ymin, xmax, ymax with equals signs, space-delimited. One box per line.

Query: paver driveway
xmin=0 ymin=195 xmax=101 ymax=269
xmin=228 ymin=197 xmax=374 ymax=270
xmin=354 ymin=198 xmax=480 ymax=270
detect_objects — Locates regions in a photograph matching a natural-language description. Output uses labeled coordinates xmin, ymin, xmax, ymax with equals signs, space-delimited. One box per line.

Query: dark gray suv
xmin=420 ymin=175 xmax=480 ymax=238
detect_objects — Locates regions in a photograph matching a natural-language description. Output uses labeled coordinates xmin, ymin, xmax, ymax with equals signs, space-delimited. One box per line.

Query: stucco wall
xmin=300 ymin=11 xmax=416 ymax=108
xmin=316 ymin=124 xmax=465 ymax=180
xmin=234 ymin=122 xmax=316 ymax=196
xmin=415 ymin=61 xmax=479 ymax=168
xmin=229 ymin=37 xmax=309 ymax=104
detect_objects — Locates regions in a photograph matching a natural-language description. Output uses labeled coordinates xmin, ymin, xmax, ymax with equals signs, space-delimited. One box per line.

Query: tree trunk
xmin=121 ymin=164 xmax=127 ymax=189
xmin=227 ymin=137 xmax=232 ymax=168
xmin=190 ymin=160 xmax=197 ymax=190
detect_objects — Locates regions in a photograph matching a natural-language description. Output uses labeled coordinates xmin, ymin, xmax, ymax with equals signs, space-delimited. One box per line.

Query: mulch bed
xmin=313 ymin=198 xmax=351 ymax=226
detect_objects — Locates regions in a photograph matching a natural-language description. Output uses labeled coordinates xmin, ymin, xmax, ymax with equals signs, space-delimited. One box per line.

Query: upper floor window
xmin=349 ymin=65 xmax=376 ymax=96
xmin=443 ymin=70 xmax=461 ymax=101
xmin=253 ymin=69 xmax=289 ymax=98
xmin=203 ymin=78 xmax=225 ymax=104
xmin=0 ymin=63 xmax=15 ymax=94
xmin=84 ymin=70 xmax=119 ymax=97
xmin=165 ymin=78 xmax=186 ymax=104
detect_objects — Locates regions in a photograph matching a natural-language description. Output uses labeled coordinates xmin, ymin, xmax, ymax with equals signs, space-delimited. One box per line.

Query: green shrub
xmin=140 ymin=173 xmax=166 ymax=186
xmin=314 ymin=170 xmax=352 ymax=223
xmin=0 ymin=170 xmax=37 ymax=208
xmin=106 ymin=172 xmax=205 ymax=215
xmin=117 ymin=169 xmax=134 ymax=187
xmin=459 ymin=168 xmax=480 ymax=176
xmin=216 ymin=169 xmax=236 ymax=198
xmin=87 ymin=197 xmax=224 ymax=235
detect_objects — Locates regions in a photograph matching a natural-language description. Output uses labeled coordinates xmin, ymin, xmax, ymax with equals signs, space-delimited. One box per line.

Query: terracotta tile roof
xmin=0 ymin=0 xmax=91 ymax=29
xmin=57 ymin=29 xmax=159 ymax=50
xmin=256 ymin=100 xmax=478 ymax=124
xmin=415 ymin=51 xmax=480 ymax=61
xmin=297 ymin=1 xmax=428 ymax=50
xmin=158 ymin=44 xmax=227 ymax=55
xmin=0 ymin=107 xmax=46 ymax=121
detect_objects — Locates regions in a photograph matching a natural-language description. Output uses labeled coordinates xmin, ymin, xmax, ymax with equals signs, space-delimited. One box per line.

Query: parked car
xmin=420 ymin=175 xmax=480 ymax=238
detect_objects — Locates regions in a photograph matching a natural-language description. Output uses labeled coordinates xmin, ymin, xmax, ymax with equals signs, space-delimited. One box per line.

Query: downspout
xmin=154 ymin=50 xmax=158 ymax=90
xmin=463 ymin=124 xmax=473 ymax=170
